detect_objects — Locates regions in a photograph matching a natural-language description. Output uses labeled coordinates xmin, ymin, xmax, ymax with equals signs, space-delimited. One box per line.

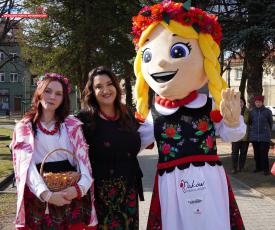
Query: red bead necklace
xmin=37 ymin=120 xmax=60 ymax=135
xmin=99 ymin=110 xmax=118 ymax=121
xmin=155 ymin=91 xmax=198 ymax=108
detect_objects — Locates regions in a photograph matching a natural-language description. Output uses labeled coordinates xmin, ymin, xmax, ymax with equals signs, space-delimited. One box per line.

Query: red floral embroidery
xmin=129 ymin=193 xmax=136 ymax=200
xmin=108 ymin=188 xmax=117 ymax=198
xmin=206 ymin=136 xmax=214 ymax=149
xmin=162 ymin=144 xmax=171 ymax=155
xmin=198 ymin=121 xmax=208 ymax=132
xmin=110 ymin=219 xmax=120 ymax=228
xmin=72 ymin=207 xmax=80 ymax=219
xmin=128 ymin=200 xmax=136 ymax=208
xmin=165 ymin=127 xmax=176 ymax=138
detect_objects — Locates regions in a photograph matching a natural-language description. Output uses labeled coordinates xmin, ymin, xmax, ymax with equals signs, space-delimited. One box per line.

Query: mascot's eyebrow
xmin=172 ymin=34 xmax=178 ymax=36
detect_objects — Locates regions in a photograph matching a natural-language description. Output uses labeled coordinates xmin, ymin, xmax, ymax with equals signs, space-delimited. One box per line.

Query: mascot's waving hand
xmin=132 ymin=1 xmax=246 ymax=230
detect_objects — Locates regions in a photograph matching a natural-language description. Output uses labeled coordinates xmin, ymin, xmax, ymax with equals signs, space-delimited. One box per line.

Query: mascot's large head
xmin=132 ymin=0 xmax=227 ymax=118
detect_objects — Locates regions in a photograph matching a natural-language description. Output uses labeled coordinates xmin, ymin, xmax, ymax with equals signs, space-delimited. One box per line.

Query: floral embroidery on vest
xmin=158 ymin=123 xmax=181 ymax=160
xmin=192 ymin=116 xmax=213 ymax=136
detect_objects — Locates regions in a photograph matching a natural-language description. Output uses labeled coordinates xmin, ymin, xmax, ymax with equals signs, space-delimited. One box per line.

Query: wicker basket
xmin=40 ymin=148 xmax=81 ymax=192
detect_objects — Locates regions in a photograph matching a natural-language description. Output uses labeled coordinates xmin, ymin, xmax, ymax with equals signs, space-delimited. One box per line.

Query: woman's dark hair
xmin=81 ymin=66 xmax=135 ymax=131
xmin=24 ymin=77 xmax=70 ymax=133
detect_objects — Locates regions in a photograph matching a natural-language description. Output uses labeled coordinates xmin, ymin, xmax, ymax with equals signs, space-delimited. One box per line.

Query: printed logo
xmin=179 ymin=179 xmax=206 ymax=193
xmin=188 ymin=198 xmax=202 ymax=205
xmin=194 ymin=208 xmax=202 ymax=215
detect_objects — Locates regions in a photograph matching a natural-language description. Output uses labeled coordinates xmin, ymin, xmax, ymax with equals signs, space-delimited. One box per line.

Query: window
xmin=10 ymin=73 xmax=18 ymax=82
xmin=0 ymin=73 xmax=4 ymax=82
xmin=0 ymin=52 xmax=4 ymax=61
xmin=9 ymin=52 xmax=17 ymax=62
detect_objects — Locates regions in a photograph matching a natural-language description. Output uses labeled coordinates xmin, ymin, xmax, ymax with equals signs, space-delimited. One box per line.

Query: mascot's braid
xmin=134 ymin=49 xmax=149 ymax=117
xmin=198 ymin=34 xmax=227 ymax=109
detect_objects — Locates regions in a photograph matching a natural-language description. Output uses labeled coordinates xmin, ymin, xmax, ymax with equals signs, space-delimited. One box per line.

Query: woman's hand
xmin=63 ymin=186 xmax=78 ymax=201
xmin=48 ymin=192 xmax=71 ymax=206
xmin=220 ymin=88 xmax=241 ymax=128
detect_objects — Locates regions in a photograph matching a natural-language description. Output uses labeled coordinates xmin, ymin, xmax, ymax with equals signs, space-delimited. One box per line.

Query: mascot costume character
xmin=132 ymin=1 xmax=246 ymax=229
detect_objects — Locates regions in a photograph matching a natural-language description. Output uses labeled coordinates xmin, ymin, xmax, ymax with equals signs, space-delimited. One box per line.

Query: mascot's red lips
xmin=150 ymin=70 xmax=178 ymax=83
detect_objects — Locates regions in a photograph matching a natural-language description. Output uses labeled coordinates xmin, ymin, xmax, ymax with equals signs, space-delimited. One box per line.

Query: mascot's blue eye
xmin=170 ymin=42 xmax=191 ymax=58
xmin=142 ymin=48 xmax=152 ymax=63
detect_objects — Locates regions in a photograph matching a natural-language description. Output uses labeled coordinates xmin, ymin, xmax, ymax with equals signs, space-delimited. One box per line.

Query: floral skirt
xmin=95 ymin=177 xmax=139 ymax=230
xmin=24 ymin=186 xmax=92 ymax=230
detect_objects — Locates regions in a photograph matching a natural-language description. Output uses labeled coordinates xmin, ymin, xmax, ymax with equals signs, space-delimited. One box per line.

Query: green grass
xmin=0 ymin=193 xmax=16 ymax=215
xmin=0 ymin=193 xmax=16 ymax=230
xmin=0 ymin=129 xmax=13 ymax=180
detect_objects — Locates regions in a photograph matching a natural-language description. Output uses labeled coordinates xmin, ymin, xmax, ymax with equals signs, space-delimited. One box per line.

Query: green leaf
xmin=162 ymin=11 xmax=170 ymax=24
xmin=208 ymin=124 xmax=213 ymax=130
xmin=161 ymin=134 xmax=168 ymax=139
xmin=192 ymin=23 xmax=200 ymax=33
xmin=183 ymin=0 xmax=191 ymax=12
xmin=195 ymin=130 xmax=204 ymax=136
xmin=141 ymin=10 xmax=151 ymax=17
xmin=170 ymin=152 xmax=175 ymax=157
xmin=173 ymin=134 xmax=182 ymax=140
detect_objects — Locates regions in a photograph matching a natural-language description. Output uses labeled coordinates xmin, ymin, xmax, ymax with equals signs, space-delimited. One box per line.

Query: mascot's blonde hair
xmin=134 ymin=20 xmax=227 ymax=118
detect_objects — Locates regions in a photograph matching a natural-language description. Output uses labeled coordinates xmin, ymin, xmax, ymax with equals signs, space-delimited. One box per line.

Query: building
xmin=222 ymin=55 xmax=275 ymax=106
xmin=0 ymin=22 xmax=78 ymax=115
xmin=0 ymin=22 xmax=33 ymax=115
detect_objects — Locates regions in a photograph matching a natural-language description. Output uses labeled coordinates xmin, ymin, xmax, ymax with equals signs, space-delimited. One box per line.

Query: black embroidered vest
xmin=151 ymin=97 xmax=218 ymax=171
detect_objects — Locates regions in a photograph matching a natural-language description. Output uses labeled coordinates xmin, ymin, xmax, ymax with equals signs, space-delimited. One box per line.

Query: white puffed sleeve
xmin=138 ymin=111 xmax=155 ymax=151
xmin=214 ymin=116 xmax=247 ymax=142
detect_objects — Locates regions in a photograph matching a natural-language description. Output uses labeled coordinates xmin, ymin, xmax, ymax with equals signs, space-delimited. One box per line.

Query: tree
xmin=22 ymin=0 xmax=142 ymax=110
xmin=206 ymin=0 xmax=274 ymax=105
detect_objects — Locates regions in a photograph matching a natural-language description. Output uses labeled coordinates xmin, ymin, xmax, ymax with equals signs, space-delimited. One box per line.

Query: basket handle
xmin=39 ymin=148 xmax=79 ymax=176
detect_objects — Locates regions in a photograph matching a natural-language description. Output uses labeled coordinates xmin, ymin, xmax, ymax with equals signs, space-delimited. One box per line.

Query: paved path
xmin=138 ymin=149 xmax=275 ymax=230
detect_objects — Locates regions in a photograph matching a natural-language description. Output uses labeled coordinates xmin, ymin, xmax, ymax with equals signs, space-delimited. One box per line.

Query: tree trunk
xmin=239 ymin=55 xmax=248 ymax=99
xmin=245 ymin=39 xmax=264 ymax=108
xmin=124 ymin=63 xmax=134 ymax=112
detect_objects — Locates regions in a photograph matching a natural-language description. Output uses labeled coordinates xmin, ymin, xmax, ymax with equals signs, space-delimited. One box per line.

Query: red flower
xmin=198 ymin=121 xmax=208 ymax=132
xmin=110 ymin=220 xmax=120 ymax=228
xmin=128 ymin=200 xmax=136 ymax=207
xmin=132 ymin=2 xmax=222 ymax=49
xmin=210 ymin=109 xmax=223 ymax=123
xmin=206 ymin=136 xmax=214 ymax=149
xmin=108 ymin=188 xmax=117 ymax=197
xmin=72 ymin=207 xmax=80 ymax=219
xmin=165 ymin=127 xmax=176 ymax=138
xmin=129 ymin=193 xmax=136 ymax=200
xmin=162 ymin=143 xmax=171 ymax=155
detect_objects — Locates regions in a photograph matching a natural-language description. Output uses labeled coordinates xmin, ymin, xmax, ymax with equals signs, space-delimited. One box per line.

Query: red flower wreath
xmin=132 ymin=0 xmax=222 ymax=50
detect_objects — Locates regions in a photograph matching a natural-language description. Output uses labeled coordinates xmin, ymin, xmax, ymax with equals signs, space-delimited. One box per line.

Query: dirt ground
xmin=217 ymin=139 xmax=275 ymax=201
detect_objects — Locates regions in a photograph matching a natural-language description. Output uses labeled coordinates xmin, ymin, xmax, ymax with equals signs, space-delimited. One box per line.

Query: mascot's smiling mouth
xmin=150 ymin=70 xmax=178 ymax=83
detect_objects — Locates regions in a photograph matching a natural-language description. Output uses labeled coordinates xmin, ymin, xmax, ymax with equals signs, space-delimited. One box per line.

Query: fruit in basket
xmin=43 ymin=171 xmax=81 ymax=192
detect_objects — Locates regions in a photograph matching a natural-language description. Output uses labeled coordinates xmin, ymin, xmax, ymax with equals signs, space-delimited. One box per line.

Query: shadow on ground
xmin=221 ymin=154 xmax=275 ymax=201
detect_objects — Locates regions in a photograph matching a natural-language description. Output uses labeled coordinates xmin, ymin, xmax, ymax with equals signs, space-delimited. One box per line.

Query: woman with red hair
xmin=11 ymin=73 xmax=97 ymax=229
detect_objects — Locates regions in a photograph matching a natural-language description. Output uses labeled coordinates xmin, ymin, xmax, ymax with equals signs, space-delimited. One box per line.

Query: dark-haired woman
xmin=77 ymin=66 xmax=143 ymax=230
xmin=11 ymin=73 xmax=97 ymax=230
xmin=231 ymin=97 xmax=250 ymax=173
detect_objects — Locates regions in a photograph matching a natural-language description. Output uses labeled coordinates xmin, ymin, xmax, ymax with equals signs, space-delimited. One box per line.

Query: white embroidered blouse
xmin=26 ymin=121 xmax=91 ymax=200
